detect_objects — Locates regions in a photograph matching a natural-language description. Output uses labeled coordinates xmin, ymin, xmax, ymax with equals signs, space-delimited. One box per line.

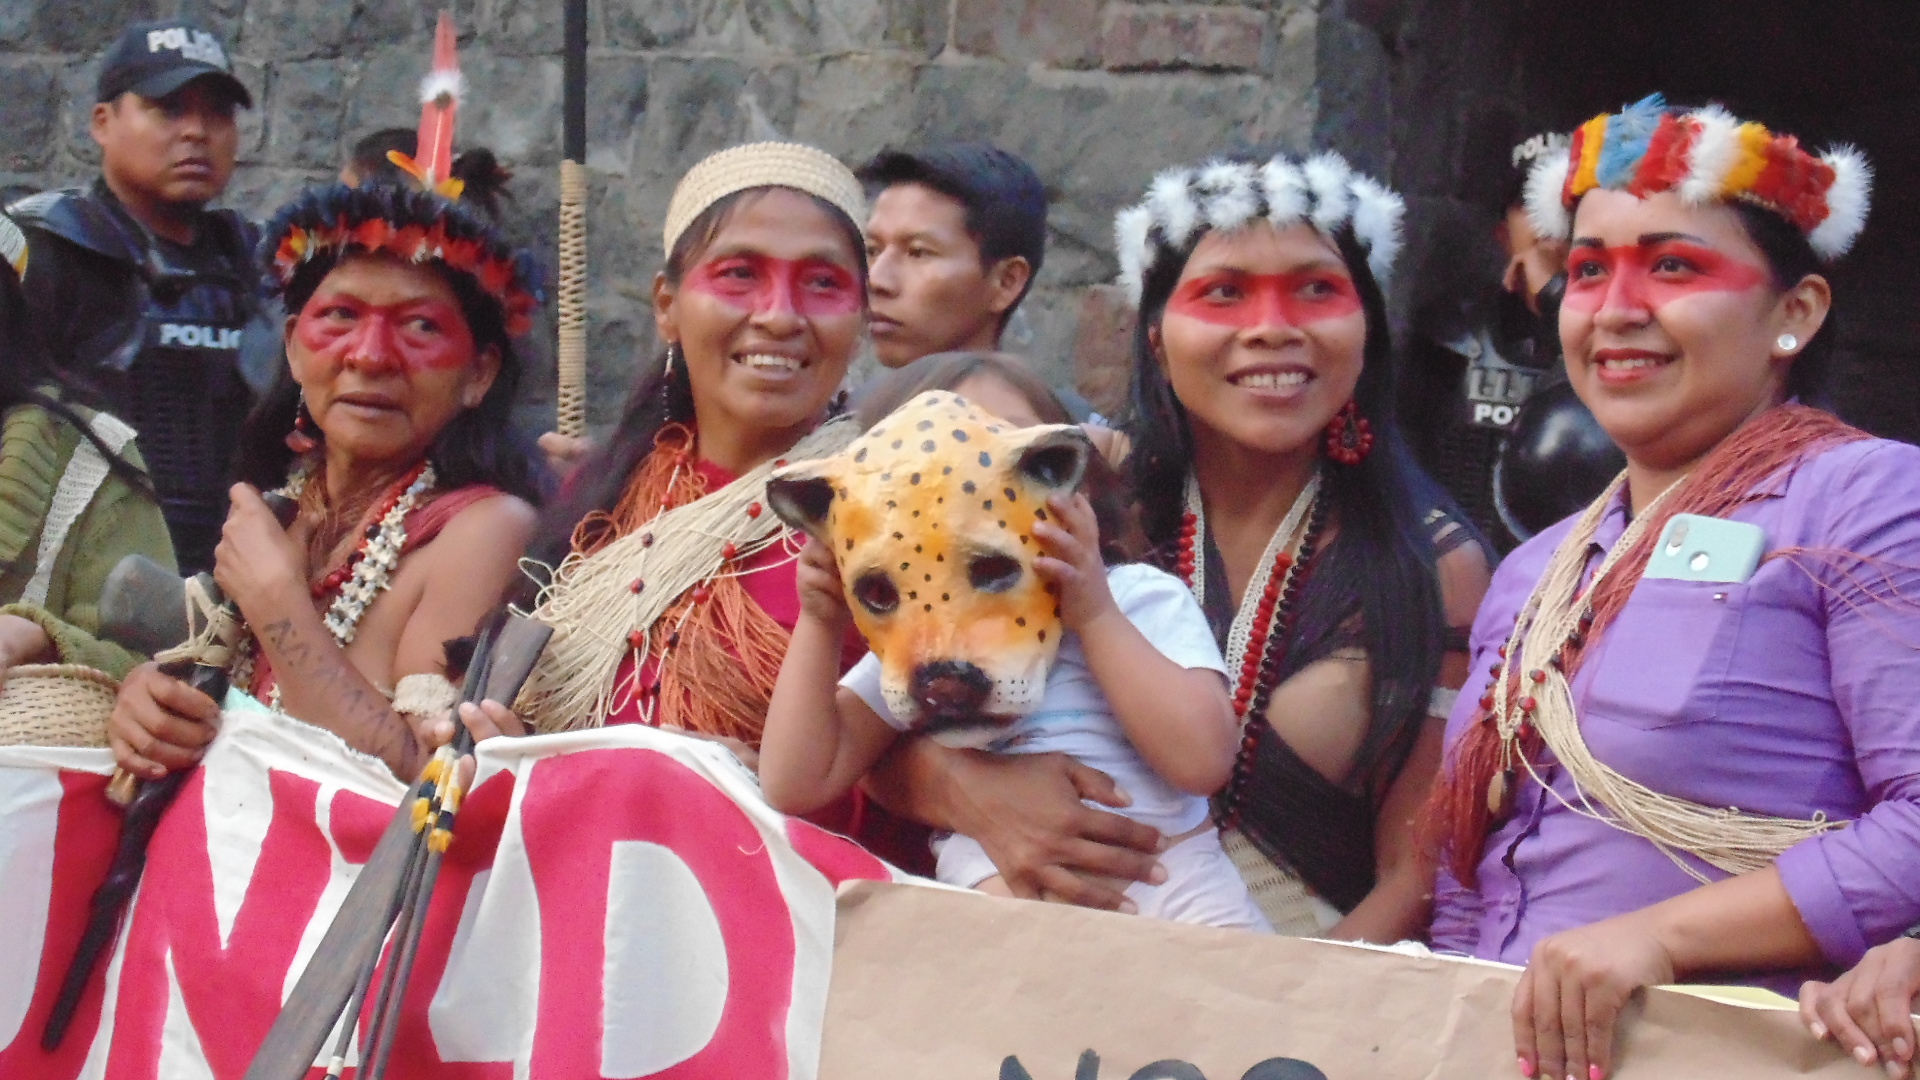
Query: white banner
xmin=0 ymin=711 xmax=906 ymax=1080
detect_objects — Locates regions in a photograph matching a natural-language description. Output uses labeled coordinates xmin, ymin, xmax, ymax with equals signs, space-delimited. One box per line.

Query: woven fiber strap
xmin=154 ymin=576 xmax=241 ymax=672
xmin=23 ymin=411 xmax=137 ymax=608
xmin=1220 ymin=826 xmax=1340 ymax=937
xmin=662 ymin=142 xmax=866 ymax=255
xmin=1504 ymin=474 xmax=1846 ymax=880
xmin=520 ymin=417 xmax=861 ymax=733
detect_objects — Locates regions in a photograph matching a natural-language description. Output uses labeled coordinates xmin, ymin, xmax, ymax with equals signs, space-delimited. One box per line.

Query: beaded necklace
xmin=1177 ymin=471 xmax=1325 ymax=823
xmin=233 ymin=461 xmax=436 ymax=703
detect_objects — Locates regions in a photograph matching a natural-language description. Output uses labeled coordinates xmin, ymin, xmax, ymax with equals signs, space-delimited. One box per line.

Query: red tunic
xmin=598 ymin=457 xmax=932 ymax=875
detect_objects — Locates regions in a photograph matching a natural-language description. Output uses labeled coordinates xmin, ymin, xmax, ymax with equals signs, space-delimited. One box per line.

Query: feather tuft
xmin=1680 ymin=105 xmax=1741 ymax=206
xmin=1197 ymin=161 xmax=1259 ymax=233
xmin=1146 ymin=167 xmax=1201 ymax=249
xmin=1259 ymin=157 xmax=1309 ymax=226
xmin=1524 ymin=153 xmax=1573 ymax=240
xmin=1115 ymin=205 xmax=1155 ymax=305
xmin=419 ymin=69 xmax=467 ymax=108
xmin=1808 ymin=145 xmax=1872 ymax=260
xmin=1302 ymin=152 xmax=1355 ymax=234
xmin=1348 ymin=175 xmax=1405 ymax=283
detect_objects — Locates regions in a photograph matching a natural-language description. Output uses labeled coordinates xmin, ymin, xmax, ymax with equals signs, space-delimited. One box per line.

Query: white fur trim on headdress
xmin=1302 ymin=152 xmax=1355 ymax=235
xmin=1348 ymin=175 xmax=1405 ymax=285
xmin=1809 ymin=145 xmax=1872 ymax=260
xmin=419 ymin=69 xmax=466 ymax=107
xmin=1679 ymin=105 xmax=1741 ymax=207
xmin=1111 ymin=150 xmax=1404 ymax=305
xmin=1259 ymin=157 xmax=1309 ymax=226
xmin=1114 ymin=204 xmax=1154 ymax=302
xmin=1146 ymin=167 xmax=1202 ymax=250
xmin=1524 ymin=152 xmax=1572 ymax=241
xmin=1197 ymin=160 xmax=1260 ymax=233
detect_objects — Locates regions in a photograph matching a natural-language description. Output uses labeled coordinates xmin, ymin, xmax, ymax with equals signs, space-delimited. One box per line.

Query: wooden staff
xmin=41 ymin=492 xmax=299 ymax=1051
xmin=242 ymin=613 xmax=553 ymax=1080
xmin=555 ymin=0 xmax=589 ymax=438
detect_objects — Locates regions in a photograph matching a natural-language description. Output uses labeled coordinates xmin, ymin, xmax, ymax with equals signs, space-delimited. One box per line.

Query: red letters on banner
xmin=0 ymin=771 xmax=118 ymax=1080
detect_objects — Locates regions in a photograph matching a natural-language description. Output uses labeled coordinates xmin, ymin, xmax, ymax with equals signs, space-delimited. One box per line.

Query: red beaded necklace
xmin=309 ymin=461 xmax=433 ymax=600
xmin=1177 ymin=472 xmax=1326 ymax=824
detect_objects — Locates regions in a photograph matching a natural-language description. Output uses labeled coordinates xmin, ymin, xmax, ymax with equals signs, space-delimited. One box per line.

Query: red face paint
xmin=1165 ymin=269 xmax=1363 ymax=329
xmin=1562 ymin=241 xmax=1770 ymax=314
xmin=684 ymin=252 xmax=862 ymax=318
xmin=293 ymin=290 xmax=475 ymax=374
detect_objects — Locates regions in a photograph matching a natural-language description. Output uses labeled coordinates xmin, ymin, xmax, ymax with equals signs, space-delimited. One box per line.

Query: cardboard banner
xmin=821 ymin=881 xmax=1863 ymax=1080
xmin=0 ymin=713 xmax=902 ymax=1079
xmin=0 ymin=711 xmax=1871 ymax=1080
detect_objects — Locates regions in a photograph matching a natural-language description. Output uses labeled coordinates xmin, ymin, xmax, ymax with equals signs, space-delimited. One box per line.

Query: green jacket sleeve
xmin=1 ymin=451 xmax=179 ymax=680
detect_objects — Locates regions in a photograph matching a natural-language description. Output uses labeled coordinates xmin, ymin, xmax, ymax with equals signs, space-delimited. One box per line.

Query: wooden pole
xmin=555 ymin=0 xmax=589 ymax=437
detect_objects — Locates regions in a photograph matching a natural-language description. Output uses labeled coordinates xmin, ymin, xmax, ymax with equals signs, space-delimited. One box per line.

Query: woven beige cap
xmin=663 ymin=142 xmax=867 ymax=255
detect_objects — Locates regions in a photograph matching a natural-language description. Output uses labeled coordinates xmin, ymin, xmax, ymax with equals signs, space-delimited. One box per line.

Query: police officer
xmin=1402 ymin=133 xmax=1621 ymax=551
xmin=11 ymin=19 xmax=259 ymax=574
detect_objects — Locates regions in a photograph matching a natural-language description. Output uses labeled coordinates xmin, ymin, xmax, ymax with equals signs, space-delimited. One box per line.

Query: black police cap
xmin=96 ymin=20 xmax=252 ymax=109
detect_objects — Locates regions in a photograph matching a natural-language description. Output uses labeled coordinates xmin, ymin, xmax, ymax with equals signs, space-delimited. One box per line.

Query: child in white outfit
xmin=761 ymin=488 xmax=1269 ymax=932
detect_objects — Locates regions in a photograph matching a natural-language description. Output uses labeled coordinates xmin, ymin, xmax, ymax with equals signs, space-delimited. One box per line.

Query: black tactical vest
xmin=10 ymin=185 xmax=261 ymax=573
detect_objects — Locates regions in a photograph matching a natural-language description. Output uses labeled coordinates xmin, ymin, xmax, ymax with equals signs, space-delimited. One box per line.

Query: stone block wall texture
xmin=6 ymin=1 xmax=1914 ymax=443
xmin=0 ymin=0 xmax=1402 ymax=432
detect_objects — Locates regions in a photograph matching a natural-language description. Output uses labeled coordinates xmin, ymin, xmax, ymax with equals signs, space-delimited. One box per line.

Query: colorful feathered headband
xmin=260 ymin=12 xmax=541 ymax=336
xmin=1114 ymin=151 xmax=1405 ymax=306
xmin=1526 ymin=94 xmax=1872 ymax=261
xmin=262 ymin=184 xmax=543 ymax=337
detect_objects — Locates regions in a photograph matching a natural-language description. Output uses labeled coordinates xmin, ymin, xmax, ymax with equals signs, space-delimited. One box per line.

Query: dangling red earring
xmin=1324 ymin=399 xmax=1373 ymax=465
xmin=285 ymin=394 xmax=319 ymax=455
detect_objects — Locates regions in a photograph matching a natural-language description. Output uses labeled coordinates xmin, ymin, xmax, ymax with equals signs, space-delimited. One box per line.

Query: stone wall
xmin=0 ymin=0 xmax=1425 ymax=433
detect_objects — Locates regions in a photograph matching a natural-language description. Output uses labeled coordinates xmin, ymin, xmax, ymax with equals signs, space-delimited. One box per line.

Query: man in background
xmin=10 ymin=18 xmax=258 ymax=573
xmin=856 ymin=143 xmax=1047 ymax=368
xmin=541 ymin=142 xmax=1054 ymax=474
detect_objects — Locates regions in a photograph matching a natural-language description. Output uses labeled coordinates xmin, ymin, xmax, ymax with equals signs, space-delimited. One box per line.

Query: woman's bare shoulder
xmin=415 ymin=493 xmax=538 ymax=567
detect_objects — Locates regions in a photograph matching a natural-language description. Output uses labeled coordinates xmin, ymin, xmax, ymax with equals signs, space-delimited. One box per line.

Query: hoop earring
xmin=285 ymin=390 xmax=319 ymax=455
xmin=1324 ymin=399 xmax=1373 ymax=465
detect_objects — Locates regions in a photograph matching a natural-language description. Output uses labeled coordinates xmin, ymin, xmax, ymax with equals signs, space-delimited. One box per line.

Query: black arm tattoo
xmin=258 ymin=616 xmax=423 ymax=777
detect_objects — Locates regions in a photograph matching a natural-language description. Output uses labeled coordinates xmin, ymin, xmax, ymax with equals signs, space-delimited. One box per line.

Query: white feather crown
xmin=1113 ymin=150 xmax=1405 ymax=306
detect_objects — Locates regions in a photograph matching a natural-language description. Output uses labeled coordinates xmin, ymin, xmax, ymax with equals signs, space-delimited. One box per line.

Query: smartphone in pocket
xmin=1643 ymin=514 xmax=1766 ymax=584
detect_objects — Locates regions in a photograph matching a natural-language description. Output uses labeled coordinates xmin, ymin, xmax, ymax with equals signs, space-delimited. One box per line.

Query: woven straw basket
xmin=0 ymin=663 xmax=118 ymax=748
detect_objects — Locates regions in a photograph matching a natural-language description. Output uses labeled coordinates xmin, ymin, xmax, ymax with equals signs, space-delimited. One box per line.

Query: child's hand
xmin=796 ymin=536 xmax=853 ymax=628
xmin=1032 ymin=492 xmax=1118 ymax=631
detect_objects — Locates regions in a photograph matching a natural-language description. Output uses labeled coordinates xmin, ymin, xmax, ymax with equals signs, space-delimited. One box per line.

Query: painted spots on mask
xmin=767 ymin=392 xmax=1093 ymax=748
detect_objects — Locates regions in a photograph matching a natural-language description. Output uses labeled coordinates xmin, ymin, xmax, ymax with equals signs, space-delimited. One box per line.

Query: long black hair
xmin=523 ymin=187 xmax=868 ymax=577
xmin=1125 ymin=187 xmax=1459 ymax=798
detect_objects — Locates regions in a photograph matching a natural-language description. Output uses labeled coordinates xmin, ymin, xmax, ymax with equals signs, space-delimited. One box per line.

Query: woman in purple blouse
xmin=1425 ymin=96 xmax=1920 ymax=1080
